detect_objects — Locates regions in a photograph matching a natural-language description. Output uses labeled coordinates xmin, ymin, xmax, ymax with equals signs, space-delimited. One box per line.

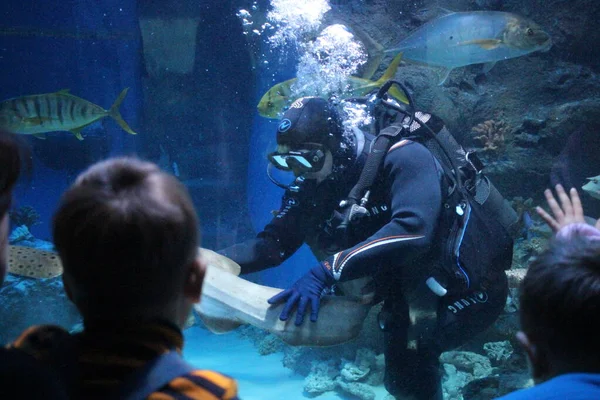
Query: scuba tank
xmin=334 ymin=80 xmax=518 ymax=295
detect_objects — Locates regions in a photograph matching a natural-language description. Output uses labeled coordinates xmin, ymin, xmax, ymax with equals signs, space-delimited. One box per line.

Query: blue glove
xmin=267 ymin=262 xmax=335 ymax=326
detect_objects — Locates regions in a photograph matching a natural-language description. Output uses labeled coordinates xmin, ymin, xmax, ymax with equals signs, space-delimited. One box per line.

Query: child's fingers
xmin=544 ymin=188 xmax=564 ymax=222
xmin=555 ymin=184 xmax=573 ymax=217
xmin=536 ymin=206 xmax=560 ymax=232
xmin=569 ymin=187 xmax=584 ymax=221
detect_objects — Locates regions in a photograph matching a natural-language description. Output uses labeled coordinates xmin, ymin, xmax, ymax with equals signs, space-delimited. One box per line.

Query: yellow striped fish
xmin=0 ymin=88 xmax=137 ymax=140
xmin=257 ymin=53 xmax=408 ymax=119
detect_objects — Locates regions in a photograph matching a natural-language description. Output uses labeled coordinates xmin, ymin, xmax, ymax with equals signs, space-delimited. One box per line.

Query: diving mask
xmin=268 ymin=143 xmax=327 ymax=174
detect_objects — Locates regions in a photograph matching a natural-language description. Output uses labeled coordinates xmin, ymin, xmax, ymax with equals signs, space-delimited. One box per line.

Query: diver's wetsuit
xmin=220 ymin=127 xmax=508 ymax=400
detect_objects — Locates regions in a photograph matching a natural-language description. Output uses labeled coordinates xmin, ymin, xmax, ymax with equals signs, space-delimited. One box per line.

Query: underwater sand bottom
xmin=183 ymin=326 xmax=391 ymax=400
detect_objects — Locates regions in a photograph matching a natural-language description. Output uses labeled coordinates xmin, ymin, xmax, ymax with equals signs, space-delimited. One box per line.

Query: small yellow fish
xmin=0 ymin=88 xmax=137 ymax=140
xmin=257 ymin=53 xmax=408 ymax=119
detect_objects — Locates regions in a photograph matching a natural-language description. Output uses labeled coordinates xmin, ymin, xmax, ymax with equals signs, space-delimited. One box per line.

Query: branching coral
xmin=9 ymin=205 xmax=41 ymax=228
xmin=471 ymin=119 xmax=510 ymax=151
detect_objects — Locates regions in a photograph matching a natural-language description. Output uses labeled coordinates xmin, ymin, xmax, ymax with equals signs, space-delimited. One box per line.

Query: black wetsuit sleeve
xmin=218 ymin=189 xmax=308 ymax=274
xmin=328 ymin=140 xmax=443 ymax=282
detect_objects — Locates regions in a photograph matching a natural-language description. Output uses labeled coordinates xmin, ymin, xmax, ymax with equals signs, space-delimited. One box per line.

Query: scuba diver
xmin=220 ymin=89 xmax=516 ymax=399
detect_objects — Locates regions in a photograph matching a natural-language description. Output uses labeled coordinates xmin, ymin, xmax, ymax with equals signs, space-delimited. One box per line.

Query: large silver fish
xmin=386 ymin=11 xmax=552 ymax=84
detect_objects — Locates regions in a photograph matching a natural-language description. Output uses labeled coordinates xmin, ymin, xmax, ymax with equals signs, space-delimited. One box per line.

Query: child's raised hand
xmin=536 ymin=184 xmax=586 ymax=232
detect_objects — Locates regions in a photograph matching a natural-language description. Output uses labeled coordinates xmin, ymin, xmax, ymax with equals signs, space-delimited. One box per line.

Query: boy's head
xmin=0 ymin=130 xmax=24 ymax=285
xmin=517 ymin=232 xmax=600 ymax=381
xmin=53 ymin=157 xmax=205 ymax=325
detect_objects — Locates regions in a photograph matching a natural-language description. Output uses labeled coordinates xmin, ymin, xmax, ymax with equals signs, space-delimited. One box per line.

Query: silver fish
xmin=386 ymin=11 xmax=552 ymax=84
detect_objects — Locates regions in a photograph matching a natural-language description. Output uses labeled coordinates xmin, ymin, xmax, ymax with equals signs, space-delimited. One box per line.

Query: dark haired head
xmin=519 ymin=232 xmax=600 ymax=372
xmin=276 ymin=97 xmax=342 ymax=149
xmin=0 ymin=130 xmax=28 ymax=217
xmin=53 ymin=157 xmax=199 ymax=319
xmin=1 ymin=130 xmax=29 ymax=285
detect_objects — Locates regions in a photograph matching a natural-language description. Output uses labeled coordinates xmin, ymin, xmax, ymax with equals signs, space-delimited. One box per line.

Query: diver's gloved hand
xmin=267 ymin=262 xmax=335 ymax=326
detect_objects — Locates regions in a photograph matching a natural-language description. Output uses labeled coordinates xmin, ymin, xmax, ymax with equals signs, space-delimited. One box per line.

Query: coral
xmin=483 ymin=341 xmax=514 ymax=364
xmin=9 ymin=206 xmax=41 ymax=228
xmin=471 ymin=119 xmax=510 ymax=152
xmin=365 ymin=353 xmax=385 ymax=385
xmin=304 ymin=360 xmax=338 ymax=395
xmin=505 ymin=268 xmax=527 ymax=312
xmin=505 ymin=268 xmax=527 ymax=290
xmin=293 ymin=346 xmax=387 ymax=398
xmin=354 ymin=348 xmax=377 ymax=369
xmin=443 ymin=363 xmax=473 ymax=400
xmin=340 ymin=359 xmax=370 ymax=382
xmin=8 ymin=225 xmax=34 ymax=244
xmin=340 ymin=348 xmax=379 ymax=383
xmin=520 ymin=237 xmax=549 ymax=257
xmin=509 ymin=196 xmax=534 ymax=218
xmin=236 ymin=325 xmax=269 ymax=345
xmin=335 ymin=378 xmax=376 ymax=400
xmin=257 ymin=333 xmax=283 ymax=355
xmin=440 ymin=351 xmax=492 ymax=379
xmin=281 ymin=346 xmax=306 ymax=373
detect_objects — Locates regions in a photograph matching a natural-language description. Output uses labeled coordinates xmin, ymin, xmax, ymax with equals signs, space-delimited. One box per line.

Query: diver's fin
xmin=482 ymin=61 xmax=497 ymax=74
xmin=458 ymin=39 xmax=502 ymax=50
xmin=438 ymin=68 xmax=453 ymax=86
xmin=32 ymin=133 xmax=47 ymax=140
xmin=109 ymin=88 xmax=138 ymax=135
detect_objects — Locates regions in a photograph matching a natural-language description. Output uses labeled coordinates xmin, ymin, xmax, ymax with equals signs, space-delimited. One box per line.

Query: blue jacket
xmin=496 ymin=373 xmax=600 ymax=400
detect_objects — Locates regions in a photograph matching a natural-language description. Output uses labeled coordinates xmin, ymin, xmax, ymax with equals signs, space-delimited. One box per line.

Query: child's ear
xmin=516 ymin=331 xmax=536 ymax=362
xmin=516 ymin=331 xmax=548 ymax=381
xmin=184 ymin=257 xmax=206 ymax=303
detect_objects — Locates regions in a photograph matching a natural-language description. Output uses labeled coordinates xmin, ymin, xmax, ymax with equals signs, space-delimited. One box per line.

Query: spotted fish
xmin=0 ymin=88 xmax=137 ymax=140
xmin=8 ymin=245 xmax=63 ymax=279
